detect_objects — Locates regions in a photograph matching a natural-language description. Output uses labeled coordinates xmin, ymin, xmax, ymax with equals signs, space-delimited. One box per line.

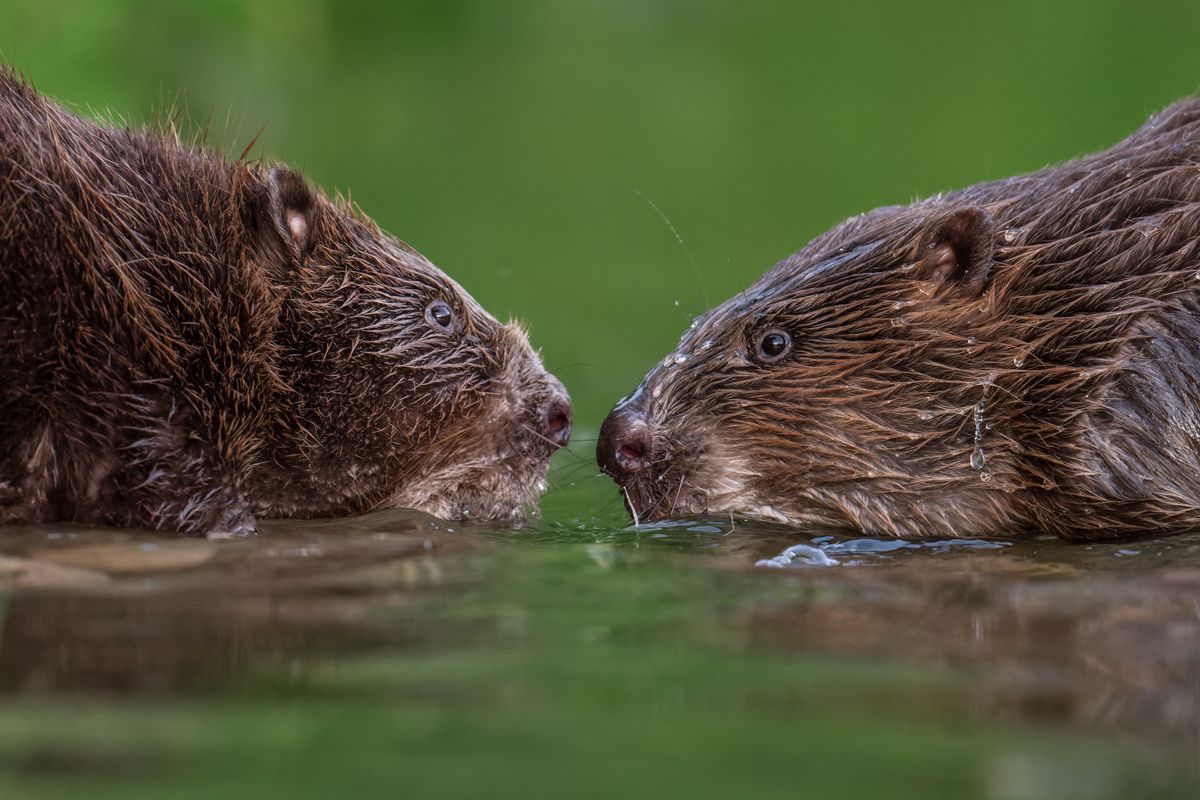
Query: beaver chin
xmin=616 ymin=446 xmax=761 ymax=524
xmin=386 ymin=447 xmax=553 ymax=523
xmin=617 ymin=445 xmax=853 ymax=530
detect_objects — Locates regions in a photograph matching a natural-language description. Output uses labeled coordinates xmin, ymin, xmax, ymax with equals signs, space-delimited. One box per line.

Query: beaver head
xmin=597 ymin=98 xmax=1200 ymax=543
xmin=597 ymin=203 xmax=1012 ymax=536
xmin=249 ymin=168 xmax=572 ymax=522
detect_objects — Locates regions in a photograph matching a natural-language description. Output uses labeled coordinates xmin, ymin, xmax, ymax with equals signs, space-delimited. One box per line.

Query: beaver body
xmin=599 ymin=99 xmax=1200 ymax=540
xmin=0 ymin=69 xmax=570 ymax=536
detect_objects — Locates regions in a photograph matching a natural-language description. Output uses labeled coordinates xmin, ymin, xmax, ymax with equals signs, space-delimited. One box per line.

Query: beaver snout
xmin=597 ymin=399 xmax=653 ymax=478
xmin=541 ymin=376 xmax=573 ymax=450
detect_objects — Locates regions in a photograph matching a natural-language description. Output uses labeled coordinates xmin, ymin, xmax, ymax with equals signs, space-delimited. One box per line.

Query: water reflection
xmin=0 ymin=509 xmax=1197 ymax=792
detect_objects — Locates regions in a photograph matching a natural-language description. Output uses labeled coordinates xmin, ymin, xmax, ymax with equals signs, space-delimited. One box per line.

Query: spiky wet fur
xmin=614 ymin=99 xmax=1200 ymax=540
xmin=0 ymin=68 xmax=563 ymax=535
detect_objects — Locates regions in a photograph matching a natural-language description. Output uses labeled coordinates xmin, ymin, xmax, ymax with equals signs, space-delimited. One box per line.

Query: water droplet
xmin=1012 ymin=355 xmax=1026 ymax=368
xmin=970 ymin=395 xmax=987 ymax=471
xmin=918 ymin=410 xmax=934 ymax=421
xmin=673 ymin=353 xmax=688 ymax=365
xmin=966 ymin=337 xmax=978 ymax=346
xmin=674 ymin=299 xmax=681 ymax=306
xmin=652 ymin=385 xmax=662 ymax=399
xmin=699 ymin=340 xmax=714 ymax=351
xmin=978 ymin=470 xmax=992 ymax=483
xmin=690 ymin=319 xmax=700 ymax=329
xmin=891 ymin=317 xmax=906 ymax=327
xmin=1002 ymin=227 xmax=1023 ymax=243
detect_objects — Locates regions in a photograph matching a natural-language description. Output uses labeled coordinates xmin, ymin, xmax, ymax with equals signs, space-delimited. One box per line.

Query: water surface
xmin=0 ymin=446 xmax=1197 ymax=799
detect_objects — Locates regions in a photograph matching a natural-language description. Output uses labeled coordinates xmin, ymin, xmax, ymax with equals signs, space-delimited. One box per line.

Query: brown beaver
xmin=598 ymin=98 xmax=1200 ymax=541
xmin=0 ymin=68 xmax=571 ymax=536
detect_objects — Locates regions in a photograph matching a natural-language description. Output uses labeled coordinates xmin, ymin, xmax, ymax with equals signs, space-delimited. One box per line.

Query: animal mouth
xmin=609 ymin=438 xmax=761 ymax=525
xmin=616 ymin=470 xmax=702 ymax=524
xmin=380 ymin=413 xmax=561 ymax=523
xmin=392 ymin=451 xmax=553 ymax=522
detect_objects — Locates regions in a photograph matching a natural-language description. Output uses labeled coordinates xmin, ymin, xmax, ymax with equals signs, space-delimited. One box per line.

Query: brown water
xmin=0 ymin=455 xmax=1197 ymax=799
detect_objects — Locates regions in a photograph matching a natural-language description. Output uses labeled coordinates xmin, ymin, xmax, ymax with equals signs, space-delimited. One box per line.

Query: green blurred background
xmin=2 ymin=0 xmax=1200 ymax=428
xmin=4 ymin=6 xmax=1200 ymax=797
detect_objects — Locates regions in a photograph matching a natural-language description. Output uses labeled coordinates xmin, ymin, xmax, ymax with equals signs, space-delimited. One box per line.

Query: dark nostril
xmin=619 ymin=443 xmax=643 ymax=463
xmin=543 ymin=396 xmax=572 ymax=449
xmin=597 ymin=405 xmax=653 ymax=478
xmin=613 ymin=432 xmax=650 ymax=473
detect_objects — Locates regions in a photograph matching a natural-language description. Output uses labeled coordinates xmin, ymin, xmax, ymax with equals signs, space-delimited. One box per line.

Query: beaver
xmin=598 ymin=98 xmax=1200 ymax=541
xmin=0 ymin=68 xmax=571 ymax=536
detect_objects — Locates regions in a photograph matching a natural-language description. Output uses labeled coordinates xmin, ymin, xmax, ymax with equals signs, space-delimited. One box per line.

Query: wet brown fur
xmin=606 ymin=99 xmax=1200 ymax=541
xmin=0 ymin=68 xmax=566 ymax=536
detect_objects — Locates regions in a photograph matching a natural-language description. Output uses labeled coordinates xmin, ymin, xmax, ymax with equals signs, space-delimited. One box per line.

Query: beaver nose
xmin=542 ymin=377 xmax=572 ymax=449
xmin=597 ymin=401 xmax=652 ymax=478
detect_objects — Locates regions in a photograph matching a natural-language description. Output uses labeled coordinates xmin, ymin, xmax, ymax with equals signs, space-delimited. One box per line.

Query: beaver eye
xmin=755 ymin=329 xmax=792 ymax=363
xmin=425 ymin=300 xmax=455 ymax=332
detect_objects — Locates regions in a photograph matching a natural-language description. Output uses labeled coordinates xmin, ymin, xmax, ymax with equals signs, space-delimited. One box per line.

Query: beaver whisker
xmin=622 ymin=485 xmax=641 ymax=527
xmin=669 ymin=474 xmax=687 ymax=516
xmin=628 ymin=186 xmax=708 ymax=310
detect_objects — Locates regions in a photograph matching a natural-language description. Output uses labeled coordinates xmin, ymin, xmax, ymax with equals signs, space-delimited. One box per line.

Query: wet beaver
xmin=0 ymin=68 xmax=571 ymax=536
xmin=599 ymin=98 xmax=1200 ymax=541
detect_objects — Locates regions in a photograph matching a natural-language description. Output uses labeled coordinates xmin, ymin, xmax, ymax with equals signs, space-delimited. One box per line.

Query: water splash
xmin=757 ymin=535 xmax=1010 ymax=569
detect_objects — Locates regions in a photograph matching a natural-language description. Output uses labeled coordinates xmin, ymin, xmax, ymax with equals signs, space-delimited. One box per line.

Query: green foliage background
xmin=5 ymin=0 xmax=1200 ymax=427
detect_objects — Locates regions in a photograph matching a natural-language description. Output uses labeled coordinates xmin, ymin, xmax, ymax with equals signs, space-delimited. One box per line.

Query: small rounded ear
xmin=264 ymin=166 xmax=318 ymax=260
xmin=914 ymin=207 xmax=995 ymax=298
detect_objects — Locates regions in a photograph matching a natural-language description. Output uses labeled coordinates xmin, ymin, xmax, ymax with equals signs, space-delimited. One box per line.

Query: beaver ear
xmin=914 ymin=207 xmax=995 ymax=297
xmin=264 ymin=167 xmax=318 ymax=259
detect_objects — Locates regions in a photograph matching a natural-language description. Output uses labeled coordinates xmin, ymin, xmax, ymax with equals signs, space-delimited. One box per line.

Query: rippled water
xmin=0 ymin=444 xmax=1198 ymax=799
